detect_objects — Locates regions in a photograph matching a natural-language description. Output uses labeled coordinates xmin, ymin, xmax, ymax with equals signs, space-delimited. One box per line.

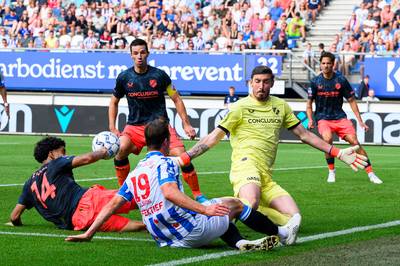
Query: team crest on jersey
xmin=248 ymin=109 xmax=255 ymax=113
xmin=335 ymin=83 xmax=341 ymax=90
xmin=149 ymin=79 xmax=157 ymax=88
xmin=317 ymin=85 xmax=323 ymax=90
xmin=127 ymin=81 xmax=134 ymax=88
xmin=272 ymin=107 xmax=280 ymax=115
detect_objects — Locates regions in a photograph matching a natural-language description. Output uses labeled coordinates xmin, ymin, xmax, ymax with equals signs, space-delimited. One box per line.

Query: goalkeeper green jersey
xmin=219 ymin=95 xmax=300 ymax=174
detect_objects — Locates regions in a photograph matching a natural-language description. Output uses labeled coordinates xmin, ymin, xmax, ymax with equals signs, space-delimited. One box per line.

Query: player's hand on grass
xmin=329 ymin=145 xmax=368 ymax=171
xmin=203 ymin=203 xmax=230 ymax=217
xmin=183 ymin=124 xmax=196 ymax=140
xmin=65 ymin=233 xmax=93 ymax=242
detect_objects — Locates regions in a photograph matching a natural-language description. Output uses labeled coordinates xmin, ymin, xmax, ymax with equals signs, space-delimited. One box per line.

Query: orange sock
xmin=114 ymin=158 xmax=130 ymax=186
xmin=182 ymin=169 xmax=201 ymax=198
xmin=328 ymin=164 xmax=335 ymax=170
xmin=365 ymin=165 xmax=373 ymax=174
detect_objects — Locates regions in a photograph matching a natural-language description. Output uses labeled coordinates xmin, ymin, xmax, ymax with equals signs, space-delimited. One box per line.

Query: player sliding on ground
xmin=66 ymin=118 xmax=298 ymax=250
xmin=8 ymin=137 xmax=145 ymax=233
xmin=173 ymin=66 xmax=369 ymax=245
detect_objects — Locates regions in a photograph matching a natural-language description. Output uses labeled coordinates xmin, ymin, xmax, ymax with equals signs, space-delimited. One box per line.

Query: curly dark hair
xmin=34 ymin=137 xmax=66 ymax=163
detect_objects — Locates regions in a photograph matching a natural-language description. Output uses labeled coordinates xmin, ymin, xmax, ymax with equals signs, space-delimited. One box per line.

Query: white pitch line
xmin=148 ymin=220 xmax=400 ymax=266
xmin=0 ymin=166 xmax=328 ymax=187
xmin=0 ymin=231 xmax=152 ymax=242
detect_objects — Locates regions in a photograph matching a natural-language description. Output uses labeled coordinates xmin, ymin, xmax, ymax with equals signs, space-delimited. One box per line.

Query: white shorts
xmin=170 ymin=198 xmax=230 ymax=248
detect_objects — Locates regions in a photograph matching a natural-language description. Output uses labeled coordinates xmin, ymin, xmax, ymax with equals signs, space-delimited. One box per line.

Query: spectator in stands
xmin=70 ymin=28 xmax=84 ymax=49
xmin=363 ymin=12 xmax=377 ymax=34
xmin=371 ymin=0 xmax=382 ymax=23
xmin=45 ymin=30 xmax=59 ymax=48
xmin=303 ymin=42 xmax=315 ymax=69
xmin=272 ymin=22 xmax=288 ymax=42
xmin=192 ymin=30 xmax=205 ymax=50
xmin=33 ymin=30 xmax=46 ymax=48
xmin=82 ymin=29 xmax=99 ymax=49
xmin=242 ymin=24 xmax=254 ymax=41
xmin=362 ymin=89 xmax=380 ymax=102
xmin=347 ymin=13 xmax=361 ymax=33
xmin=308 ymin=0 xmax=321 ymax=26
xmin=270 ymin=1 xmax=284 ymax=22
xmin=272 ymin=32 xmax=288 ymax=54
xmin=287 ymin=12 xmax=306 ymax=42
xmin=99 ymin=30 xmax=112 ymax=49
xmin=258 ymin=32 xmax=273 ymax=49
xmin=201 ymin=20 xmax=214 ymax=43
xmin=0 ymin=68 xmax=9 ymax=118
xmin=114 ymin=32 xmax=128 ymax=50
xmin=348 ymin=35 xmax=361 ymax=52
xmin=93 ymin=9 xmax=106 ymax=34
xmin=355 ymin=3 xmax=369 ymax=24
xmin=249 ymin=12 xmax=263 ymax=32
xmin=358 ymin=75 xmax=370 ymax=100
xmin=263 ymin=13 xmax=275 ymax=34
xmin=380 ymin=4 xmax=394 ymax=28
xmin=340 ymin=42 xmax=355 ymax=76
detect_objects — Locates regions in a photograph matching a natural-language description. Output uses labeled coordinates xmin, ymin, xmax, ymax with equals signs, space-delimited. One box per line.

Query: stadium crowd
xmin=0 ymin=0 xmax=327 ymax=52
xmin=329 ymin=0 xmax=400 ymax=76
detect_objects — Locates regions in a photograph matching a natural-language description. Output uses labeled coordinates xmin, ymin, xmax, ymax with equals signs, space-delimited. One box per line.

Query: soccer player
xmin=173 ymin=66 xmax=368 ymax=244
xmin=8 ymin=137 xmax=145 ymax=233
xmin=66 ymin=118 xmax=301 ymax=248
xmin=0 ymin=68 xmax=9 ymax=117
xmin=109 ymin=38 xmax=206 ymax=202
xmin=306 ymin=52 xmax=382 ymax=184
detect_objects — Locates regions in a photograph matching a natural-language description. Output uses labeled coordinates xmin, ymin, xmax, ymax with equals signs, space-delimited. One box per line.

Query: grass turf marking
xmin=0 ymin=166 xmax=331 ymax=187
xmin=0 ymin=231 xmax=152 ymax=242
xmin=148 ymin=220 xmax=400 ymax=266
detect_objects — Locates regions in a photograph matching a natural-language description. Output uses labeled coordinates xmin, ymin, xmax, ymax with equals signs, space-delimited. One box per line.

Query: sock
xmin=278 ymin=226 xmax=288 ymax=239
xmin=220 ymin=222 xmax=244 ymax=248
xmin=365 ymin=159 xmax=373 ymax=174
xmin=326 ymin=157 xmax=335 ymax=170
xmin=114 ymin=158 xmax=130 ymax=186
xmin=238 ymin=205 xmax=278 ymax=235
xmin=257 ymin=205 xmax=290 ymax=226
xmin=181 ymin=163 xmax=202 ymax=198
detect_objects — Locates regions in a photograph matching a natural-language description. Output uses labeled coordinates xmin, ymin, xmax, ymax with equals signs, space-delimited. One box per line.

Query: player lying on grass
xmin=66 ymin=118 xmax=299 ymax=250
xmin=8 ymin=137 xmax=145 ymax=233
xmin=173 ymin=66 xmax=369 ymax=245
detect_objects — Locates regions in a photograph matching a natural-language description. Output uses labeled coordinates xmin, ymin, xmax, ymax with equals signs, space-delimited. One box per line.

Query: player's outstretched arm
xmin=161 ymin=182 xmax=230 ymax=216
xmin=291 ymin=124 xmax=368 ymax=171
xmin=174 ymin=127 xmax=226 ymax=166
xmin=71 ymin=148 xmax=108 ymax=168
xmin=65 ymin=195 xmax=127 ymax=242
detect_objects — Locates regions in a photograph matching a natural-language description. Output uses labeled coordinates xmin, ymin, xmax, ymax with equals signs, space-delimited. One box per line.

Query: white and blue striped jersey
xmin=118 ymin=151 xmax=197 ymax=247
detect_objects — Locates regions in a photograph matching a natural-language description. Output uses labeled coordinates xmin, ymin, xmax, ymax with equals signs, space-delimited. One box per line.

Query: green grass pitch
xmin=0 ymin=135 xmax=399 ymax=265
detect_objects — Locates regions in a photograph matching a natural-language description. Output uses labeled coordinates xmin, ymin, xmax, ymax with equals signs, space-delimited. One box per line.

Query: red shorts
xmin=317 ymin=119 xmax=356 ymax=140
xmin=72 ymin=185 xmax=136 ymax=232
xmin=122 ymin=124 xmax=184 ymax=155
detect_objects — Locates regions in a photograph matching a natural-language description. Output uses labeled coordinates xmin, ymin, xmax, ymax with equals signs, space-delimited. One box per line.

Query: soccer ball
xmin=92 ymin=131 xmax=120 ymax=159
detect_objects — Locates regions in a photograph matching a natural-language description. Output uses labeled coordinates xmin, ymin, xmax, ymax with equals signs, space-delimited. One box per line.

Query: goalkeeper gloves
xmin=329 ymin=145 xmax=368 ymax=171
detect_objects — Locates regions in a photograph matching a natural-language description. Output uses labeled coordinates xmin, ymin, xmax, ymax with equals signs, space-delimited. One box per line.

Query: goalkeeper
xmin=174 ymin=66 xmax=368 ymax=245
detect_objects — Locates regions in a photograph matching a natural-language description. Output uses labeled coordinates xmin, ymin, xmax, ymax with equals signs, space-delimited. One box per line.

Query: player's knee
xmin=221 ymin=198 xmax=243 ymax=216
